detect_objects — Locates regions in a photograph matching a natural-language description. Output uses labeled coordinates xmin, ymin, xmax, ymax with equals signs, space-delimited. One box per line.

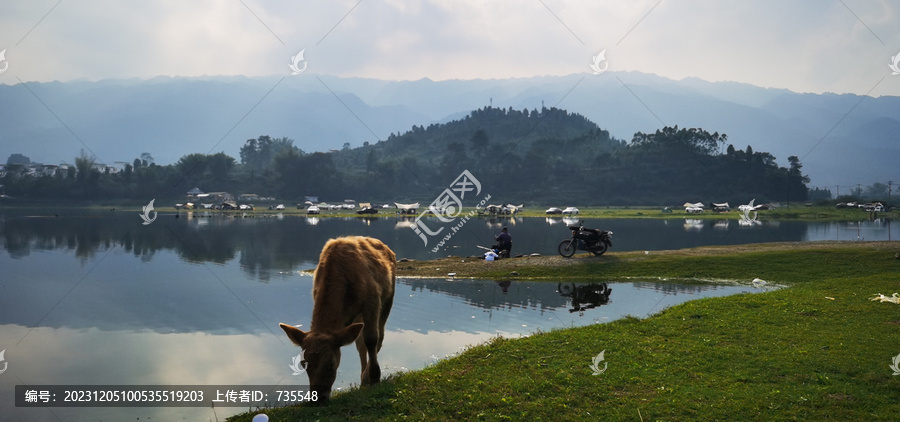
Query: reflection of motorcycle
xmin=557 ymin=282 xmax=613 ymax=313
xmin=558 ymin=222 xmax=613 ymax=257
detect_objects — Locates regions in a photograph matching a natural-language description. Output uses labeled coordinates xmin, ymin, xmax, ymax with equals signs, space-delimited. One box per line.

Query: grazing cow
xmin=279 ymin=236 xmax=396 ymax=403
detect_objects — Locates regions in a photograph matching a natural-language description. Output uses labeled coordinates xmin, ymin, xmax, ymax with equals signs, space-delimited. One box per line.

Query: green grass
xmin=228 ymin=242 xmax=900 ymax=421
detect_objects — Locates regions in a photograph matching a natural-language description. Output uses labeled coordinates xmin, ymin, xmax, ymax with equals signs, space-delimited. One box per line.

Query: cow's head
xmin=279 ymin=322 xmax=363 ymax=403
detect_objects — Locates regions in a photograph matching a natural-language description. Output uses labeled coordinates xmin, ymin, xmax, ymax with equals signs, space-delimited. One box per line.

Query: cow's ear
xmin=279 ymin=323 xmax=308 ymax=347
xmin=336 ymin=322 xmax=364 ymax=346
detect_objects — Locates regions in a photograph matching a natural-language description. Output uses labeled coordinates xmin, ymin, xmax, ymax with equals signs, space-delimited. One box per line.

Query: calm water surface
xmin=0 ymin=210 xmax=890 ymax=421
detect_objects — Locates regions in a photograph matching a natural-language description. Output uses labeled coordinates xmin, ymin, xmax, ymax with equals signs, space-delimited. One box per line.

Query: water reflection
xmin=0 ymin=326 xmax=281 ymax=422
xmin=2 ymin=209 xmax=891 ymax=421
xmin=0 ymin=223 xmax=762 ymax=422
xmin=713 ymin=219 xmax=730 ymax=230
xmin=0 ymin=273 xmax=752 ymax=422
xmin=557 ymin=282 xmax=613 ymax=314
xmin=0 ymin=211 xmax=895 ymax=283
xmin=684 ymin=219 xmax=704 ymax=231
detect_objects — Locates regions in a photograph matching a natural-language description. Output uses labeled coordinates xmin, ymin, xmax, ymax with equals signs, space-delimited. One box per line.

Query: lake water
xmin=0 ymin=210 xmax=892 ymax=421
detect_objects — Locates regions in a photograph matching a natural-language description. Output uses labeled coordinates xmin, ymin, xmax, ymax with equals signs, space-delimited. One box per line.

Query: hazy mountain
xmin=2 ymin=73 xmax=897 ymax=188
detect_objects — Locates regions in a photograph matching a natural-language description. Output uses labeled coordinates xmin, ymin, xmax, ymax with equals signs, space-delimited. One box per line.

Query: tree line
xmin=2 ymin=106 xmax=821 ymax=206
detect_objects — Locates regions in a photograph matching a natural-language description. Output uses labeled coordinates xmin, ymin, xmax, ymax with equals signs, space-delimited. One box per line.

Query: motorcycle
xmin=558 ymin=222 xmax=612 ymax=257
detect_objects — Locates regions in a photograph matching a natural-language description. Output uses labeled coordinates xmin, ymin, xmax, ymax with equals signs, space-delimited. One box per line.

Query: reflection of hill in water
xmin=1 ymin=234 xmax=740 ymax=336
xmin=0 ymin=212 xmax=399 ymax=281
xmin=0 ymin=213 xmax=526 ymax=281
xmin=399 ymin=278 xmax=725 ymax=314
xmin=1 ymin=211 xmax=818 ymax=284
xmin=403 ymin=278 xmax=569 ymax=312
xmin=630 ymin=281 xmax=731 ymax=295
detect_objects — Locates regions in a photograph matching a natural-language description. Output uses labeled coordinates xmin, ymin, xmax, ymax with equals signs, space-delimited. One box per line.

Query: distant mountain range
xmin=1 ymin=72 xmax=897 ymax=188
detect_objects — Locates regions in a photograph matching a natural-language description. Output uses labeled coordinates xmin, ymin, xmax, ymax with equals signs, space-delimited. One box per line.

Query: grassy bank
xmin=229 ymin=241 xmax=900 ymax=421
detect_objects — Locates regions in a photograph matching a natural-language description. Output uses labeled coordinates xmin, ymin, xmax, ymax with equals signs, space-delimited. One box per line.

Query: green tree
xmin=441 ymin=142 xmax=468 ymax=181
xmin=6 ymin=153 xmax=31 ymax=165
xmin=365 ymin=150 xmax=377 ymax=175
xmin=240 ymin=136 xmax=301 ymax=172
xmin=470 ymin=129 xmax=489 ymax=149
xmin=240 ymin=137 xmax=260 ymax=169
xmin=207 ymin=152 xmax=236 ymax=185
xmin=273 ymin=148 xmax=305 ymax=198
xmin=123 ymin=164 xmax=133 ymax=182
xmin=176 ymin=153 xmax=208 ymax=179
xmin=864 ymin=183 xmax=889 ymax=200
xmin=74 ymin=150 xmax=99 ymax=197
xmin=629 ymin=126 xmax=725 ymax=156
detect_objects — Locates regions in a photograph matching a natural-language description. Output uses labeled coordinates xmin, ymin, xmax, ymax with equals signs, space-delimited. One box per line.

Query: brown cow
xmin=279 ymin=236 xmax=396 ymax=403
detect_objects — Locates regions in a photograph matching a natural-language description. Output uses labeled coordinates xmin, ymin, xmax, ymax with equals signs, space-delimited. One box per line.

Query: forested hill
xmin=325 ymin=106 xmax=621 ymax=198
xmin=2 ymin=106 xmax=811 ymax=206
xmin=325 ymin=106 xmax=810 ymax=205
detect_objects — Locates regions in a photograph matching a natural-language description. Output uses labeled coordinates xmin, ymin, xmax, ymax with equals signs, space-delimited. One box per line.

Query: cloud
xmin=0 ymin=0 xmax=898 ymax=95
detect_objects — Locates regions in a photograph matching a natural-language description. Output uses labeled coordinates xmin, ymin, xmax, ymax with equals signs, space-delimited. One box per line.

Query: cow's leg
xmin=360 ymin=319 xmax=381 ymax=385
xmin=355 ymin=333 xmax=368 ymax=380
xmin=376 ymin=292 xmax=394 ymax=353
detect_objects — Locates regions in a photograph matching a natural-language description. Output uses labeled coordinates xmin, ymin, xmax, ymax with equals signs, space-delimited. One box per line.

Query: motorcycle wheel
xmin=590 ymin=242 xmax=609 ymax=256
xmin=558 ymin=239 xmax=576 ymax=257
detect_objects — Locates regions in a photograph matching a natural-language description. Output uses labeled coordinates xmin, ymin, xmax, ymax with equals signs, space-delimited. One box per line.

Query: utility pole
xmin=889 ymin=181 xmax=893 ymax=209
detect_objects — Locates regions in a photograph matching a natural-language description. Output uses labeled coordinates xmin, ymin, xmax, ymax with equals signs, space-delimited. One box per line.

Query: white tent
xmin=394 ymin=202 xmax=420 ymax=210
xmin=394 ymin=203 xmax=420 ymax=214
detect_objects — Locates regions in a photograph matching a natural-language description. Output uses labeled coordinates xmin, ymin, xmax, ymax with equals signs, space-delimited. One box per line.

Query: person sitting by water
xmin=492 ymin=227 xmax=512 ymax=258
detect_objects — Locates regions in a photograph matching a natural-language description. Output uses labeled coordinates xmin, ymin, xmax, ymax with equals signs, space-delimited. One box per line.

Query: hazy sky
xmin=1 ymin=0 xmax=899 ymax=96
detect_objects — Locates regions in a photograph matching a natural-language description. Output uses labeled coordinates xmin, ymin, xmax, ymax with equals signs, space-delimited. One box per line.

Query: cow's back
xmin=310 ymin=237 xmax=396 ymax=329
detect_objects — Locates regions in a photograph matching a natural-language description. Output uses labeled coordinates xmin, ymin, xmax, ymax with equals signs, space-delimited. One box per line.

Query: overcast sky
xmin=1 ymin=0 xmax=899 ymax=96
